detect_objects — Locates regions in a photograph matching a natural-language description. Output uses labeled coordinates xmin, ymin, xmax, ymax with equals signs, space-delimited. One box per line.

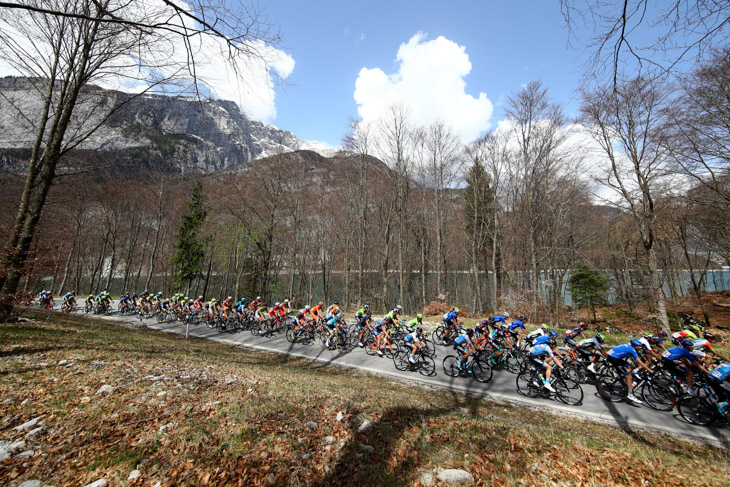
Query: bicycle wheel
xmin=677 ymin=395 xmax=716 ymax=426
xmin=384 ymin=341 xmax=400 ymax=359
xmin=432 ymin=326 xmax=446 ymax=346
xmin=442 ymin=355 xmax=460 ymax=377
xmin=421 ymin=339 xmax=437 ymax=358
xmin=554 ymin=377 xmax=584 ymax=406
xmin=595 ymin=374 xmax=627 ymax=402
xmin=471 ymin=359 xmax=493 ymax=383
xmin=393 ymin=351 xmax=410 ymax=371
xmin=418 ymin=355 xmax=436 ymax=376
xmin=640 ymin=382 xmax=675 ymax=411
xmin=503 ymin=351 xmax=522 ymax=374
xmin=336 ymin=332 xmax=350 ymax=352
xmin=286 ymin=329 xmax=297 ymax=343
xmin=516 ymin=370 xmax=540 ymax=398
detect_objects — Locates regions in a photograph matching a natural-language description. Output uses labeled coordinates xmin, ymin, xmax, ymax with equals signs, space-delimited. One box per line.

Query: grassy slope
xmin=0 ymin=310 xmax=728 ymax=487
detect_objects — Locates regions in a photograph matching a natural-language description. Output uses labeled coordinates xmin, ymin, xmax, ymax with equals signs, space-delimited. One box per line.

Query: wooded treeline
xmin=1 ymin=51 xmax=728 ymax=328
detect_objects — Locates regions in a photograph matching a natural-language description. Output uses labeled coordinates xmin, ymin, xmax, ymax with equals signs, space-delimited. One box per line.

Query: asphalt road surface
xmin=69 ymin=303 xmax=730 ymax=447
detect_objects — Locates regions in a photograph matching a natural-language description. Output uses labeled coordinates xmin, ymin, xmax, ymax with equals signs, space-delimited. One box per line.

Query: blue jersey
xmin=566 ymin=327 xmax=584 ymax=338
xmin=530 ymin=344 xmax=553 ymax=358
xmin=710 ymin=363 xmax=730 ymax=382
xmin=534 ymin=335 xmax=550 ymax=346
xmin=508 ymin=320 xmax=524 ymax=332
xmin=492 ymin=315 xmax=506 ymax=324
xmin=404 ymin=333 xmax=418 ymax=343
xmin=444 ymin=311 xmax=457 ymax=323
xmin=454 ymin=335 xmax=473 ymax=347
xmin=661 ymin=347 xmax=696 ymax=363
xmin=608 ymin=344 xmax=638 ymax=360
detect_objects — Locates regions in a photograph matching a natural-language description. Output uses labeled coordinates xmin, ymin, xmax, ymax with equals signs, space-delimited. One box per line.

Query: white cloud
xmin=354 ymin=32 xmax=492 ymax=143
xmin=0 ymin=0 xmax=293 ymax=123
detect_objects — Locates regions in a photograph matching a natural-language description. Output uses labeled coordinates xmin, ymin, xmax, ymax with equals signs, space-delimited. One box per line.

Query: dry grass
xmin=0 ymin=309 xmax=728 ymax=486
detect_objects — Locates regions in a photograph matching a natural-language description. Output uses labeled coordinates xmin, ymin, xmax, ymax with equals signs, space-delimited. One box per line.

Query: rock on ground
xmin=436 ymin=468 xmax=474 ymax=485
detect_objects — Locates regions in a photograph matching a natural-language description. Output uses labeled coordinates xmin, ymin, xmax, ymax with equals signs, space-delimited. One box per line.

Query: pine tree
xmin=171 ymin=180 xmax=208 ymax=294
xmin=568 ymin=263 xmax=609 ymax=322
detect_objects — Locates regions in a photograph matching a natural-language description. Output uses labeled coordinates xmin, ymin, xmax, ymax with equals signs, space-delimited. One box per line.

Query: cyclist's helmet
xmin=284 ymin=298 xmax=289 ymax=303
xmin=416 ymin=327 xmax=423 ymax=335
xmin=453 ymin=307 xmax=460 ymax=314
xmin=275 ymin=302 xmax=280 ymax=306
xmin=657 ymin=331 xmax=668 ymax=340
xmin=305 ymin=305 xmax=311 ymax=311
xmin=318 ymin=301 xmax=324 ymax=306
xmin=504 ymin=312 xmax=510 ymax=318
xmin=228 ymin=296 xmax=232 ymax=300
xmin=579 ymin=321 xmax=587 ymax=329
xmin=680 ymin=340 xmax=694 ymax=349
xmin=416 ymin=313 xmax=423 ymax=320
xmin=198 ymin=296 xmax=203 ymax=299
xmin=540 ymin=323 xmax=549 ymax=332
xmin=71 ymin=290 xmax=75 ymax=295
xmin=334 ymin=301 xmax=340 ymax=305
xmin=257 ymin=296 xmax=262 ymax=300
xmin=630 ymin=339 xmax=642 ymax=348
xmin=548 ymin=330 xmax=558 ymax=338
xmin=364 ymin=304 xmax=369 ymax=309
xmin=595 ymin=332 xmax=606 ymax=343
xmin=703 ymin=331 xmax=715 ymax=341
xmin=466 ymin=328 xmax=474 ymax=336
xmin=396 ymin=305 xmax=403 ymax=312
xmin=547 ymin=337 xmax=557 ymax=346
xmin=336 ymin=313 xmax=343 ymax=319
xmin=188 ymin=299 xmax=193 ymax=304
xmin=642 ymin=332 xmax=653 ymax=339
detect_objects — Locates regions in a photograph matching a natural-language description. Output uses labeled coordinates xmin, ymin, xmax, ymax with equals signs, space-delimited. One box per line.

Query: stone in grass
xmin=24 ymin=427 xmax=44 ymax=438
xmin=306 ymin=421 xmax=318 ymax=430
xmin=95 ymin=385 xmax=115 ymax=395
xmin=323 ymin=436 xmax=336 ymax=444
xmin=13 ymin=416 xmax=43 ymax=431
xmin=419 ymin=472 xmax=435 ymax=487
xmin=336 ymin=411 xmax=344 ymax=422
xmin=85 ymin=479 xmax=107 ymax=487
xmin=357 ymin=419 xmax=372 ymax=433
xmin=17 ymin=449 xmax=35 ymax=459
xmin=128 ymin=470 xmax=141 ymax=480
xmin=436 ymin=468 xmax=475 ymax=485
xmin=17 ymin=481 xmax=42 ymax=487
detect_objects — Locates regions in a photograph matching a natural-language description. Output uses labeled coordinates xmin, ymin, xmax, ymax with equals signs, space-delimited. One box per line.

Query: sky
xmin=260 ymin=1 xmax=586 ymax=147
xmin=0 ymin=1 xmax=664 ymax=150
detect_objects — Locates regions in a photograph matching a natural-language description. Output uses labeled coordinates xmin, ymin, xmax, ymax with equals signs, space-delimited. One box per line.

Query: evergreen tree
xmin=171 ymin=180 xmax=208 ymax=294
xmin=463 ymin=160 xmax=494 ymax=238
xmin=568 ymin=263 xmax=609 ymax=322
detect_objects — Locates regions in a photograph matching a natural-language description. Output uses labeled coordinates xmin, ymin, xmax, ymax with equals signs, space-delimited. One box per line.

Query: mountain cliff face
xmin=0 ymin=77 xmax=307 ymax=174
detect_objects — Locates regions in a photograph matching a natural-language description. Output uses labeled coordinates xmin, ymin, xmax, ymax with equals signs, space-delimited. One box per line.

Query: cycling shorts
xmin=607 ymin=355 xmax=629 ymax=372
xmin=662 ymin=358 xmax=688 ymax=377
xmin=564 ymin=336 xmax=578 ymax=347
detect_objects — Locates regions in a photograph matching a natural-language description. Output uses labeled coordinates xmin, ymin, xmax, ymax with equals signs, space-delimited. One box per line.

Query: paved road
xmin=76 ymin=305 xmax=729 ymax=447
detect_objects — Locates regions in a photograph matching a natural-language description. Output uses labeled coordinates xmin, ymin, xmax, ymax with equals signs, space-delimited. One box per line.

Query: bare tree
xmin=560 ymin=0 xmax=730 ymax=83
xmin=580 ymin=77 xmax=673 ymax=331
xmin=0 ymin=0 xmax=282 ymax=319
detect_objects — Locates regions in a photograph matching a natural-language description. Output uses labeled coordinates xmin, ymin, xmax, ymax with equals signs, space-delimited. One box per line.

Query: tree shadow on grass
xmin=311 ymin=390 xmax=490 ymax=487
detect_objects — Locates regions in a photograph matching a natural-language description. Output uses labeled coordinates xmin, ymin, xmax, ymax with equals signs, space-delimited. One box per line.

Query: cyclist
xmin=528 ymin=337 xmax=565 ymax=392
xmin=475 ymin=319 xmax=491 ymax=340
xmin=324 ymin=313 xmax=344 ymax=349
xmin=356 ymin=305 xmax=372 ymax=347
xmin=370 ymin=320 xmax=388 ymax=356
xmin=708 ymin=362 xmax=730 ymax=412
xmin=453 ymin=328 xmax=477 ymax=371
xmin=403 ymin=327 xmax=426 ymax=363
xmin=576 ymin=332 xmax=608 ymax=373
xmin=661 ymin=340 xmax=710 ymax=395
xmin=294 ymin=306 xmax=310 ymax=333
xmin=526 ymin=323 xmax=550 ymax=346
xmin=407 ymin=313 xmax=423 ymax=330
xmin=606 ymin=340 xmax=653 ymax=403
xmin=637 ymin=332 xmax=666 ymax=360
xmin=491 ymin=313 xmax=507 ymax=325
xmin=564 ymin=322 xmax=588 ymax=347
xmin=691 ymin=333 xmax=729 ymax=369
xmin=534 ymin=330 xmax=558 ymax=347
xmin=326 ymin=301 xmax=341 ymax=317
xmin=251 ymin=305 xmax=266 ymax=333
xmin=507 ymin=318 xmax=526 ymax=346
xmin=383 ymin=305 xmax=403 ymax=326
xmin=443 ymin=307 xmax=461 ymax=342
xmin=250 ymin=296 xmax=264 ymax=311
xmin=85 ymin=293 xmax=95 ymax=312
xmin=63 ymin=291 xmax=76 ymax=311
xmin=311 ymin=301 xmax=325 ymax=322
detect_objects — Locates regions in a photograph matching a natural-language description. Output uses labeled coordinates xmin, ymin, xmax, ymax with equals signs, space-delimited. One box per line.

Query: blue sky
xmin=260 ymin=1 xmax=585 ymax=146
